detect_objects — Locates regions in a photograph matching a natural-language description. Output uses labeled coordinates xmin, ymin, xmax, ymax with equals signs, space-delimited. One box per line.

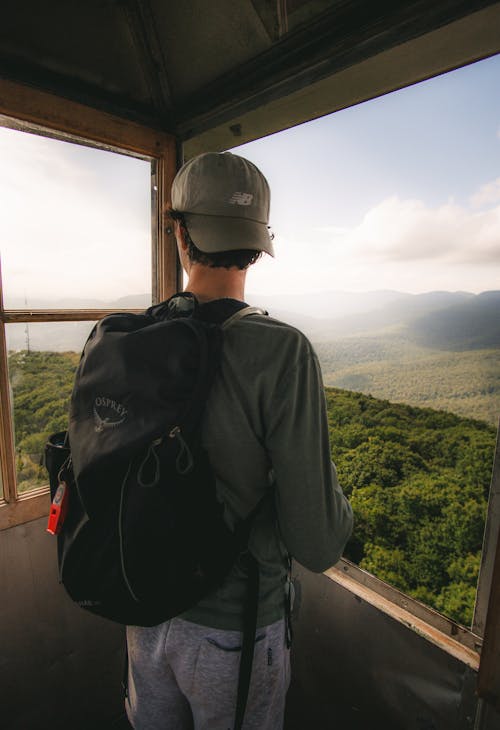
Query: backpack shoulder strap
xmin=222 ymin=306 xmax=268 ymax=330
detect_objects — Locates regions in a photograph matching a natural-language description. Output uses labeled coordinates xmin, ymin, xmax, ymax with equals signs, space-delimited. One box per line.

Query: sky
xmin=1 ymin=53 xmax=500 ymax=305
xmin=0 ymin=128 xmax=152 ymax=306
xmin=238 ymin=53 xmax=500 ymax=296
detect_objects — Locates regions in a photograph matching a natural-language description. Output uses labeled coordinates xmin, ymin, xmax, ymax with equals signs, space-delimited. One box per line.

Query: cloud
xmin=470 ymin=177 xmax=500 ymax=208
xmin=250 ymin=184 xmax=500 ymax=295
xmin=320 ymin=194 xmax=500 ymax=265
xmin=314 ymin=225 xmax=351 ymax=237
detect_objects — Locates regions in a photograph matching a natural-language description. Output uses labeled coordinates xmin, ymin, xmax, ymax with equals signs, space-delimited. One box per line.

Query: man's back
xmin=180 ymin=300 xmax=353 ymax=631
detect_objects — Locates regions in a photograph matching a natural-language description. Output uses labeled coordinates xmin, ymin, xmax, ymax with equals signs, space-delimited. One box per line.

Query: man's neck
xmin=184 ymin=263 xmax=247 ymax=304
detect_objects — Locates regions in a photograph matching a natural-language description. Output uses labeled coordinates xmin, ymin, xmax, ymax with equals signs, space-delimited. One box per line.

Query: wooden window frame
xmin=2 ymin=75 xmax=499 ymax=703
xmin=0 ymin=78 xmax=180 ymax=530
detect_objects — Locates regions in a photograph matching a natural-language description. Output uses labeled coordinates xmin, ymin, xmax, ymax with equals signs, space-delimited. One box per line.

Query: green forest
xmin=9 ymin=350 xmax=79 ymax=492
xmin=325 ymin=388 xmax=496 ymax=627
xmin=8 ymin=350 xmax=498 ymax=628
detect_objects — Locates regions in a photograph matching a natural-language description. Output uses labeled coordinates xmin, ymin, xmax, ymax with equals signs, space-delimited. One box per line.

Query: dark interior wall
xmin=285 ymin=565 xmax=482 ymax=730
xmin=481 ymin=702 xmax=500 ymax=729
xmin=2 ymin=519 xmax=499 ymax=730
xmin=0 ymin=516 xmax=125 ymax=730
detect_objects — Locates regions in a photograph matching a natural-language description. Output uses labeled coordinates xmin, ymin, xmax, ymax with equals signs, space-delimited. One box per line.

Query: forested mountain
xmin=8 ymin=290 xmax=500 ymax=426
xmin=249 ymin=289 xmax=475 ymax=329
xmin=9 ymin=289 xmax=499 ymax=347
xmin=408 ymin=291 xmax=500 ymax=350
xmin=8 ymin=350 xmax=497 ymax=628
xmin=264 ymin=291 xmax=500 ymax=352
xmin=318 ymin=338 xmax=500 ymax=426
xmin=257 ymin=290 xmax=500 ymax=424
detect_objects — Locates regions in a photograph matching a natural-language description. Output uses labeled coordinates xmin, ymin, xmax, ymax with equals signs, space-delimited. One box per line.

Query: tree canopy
xmin=8 ymin=351 xmax=497 ymax=628
xmin=325 ymin=387 xmax=496 ymax=626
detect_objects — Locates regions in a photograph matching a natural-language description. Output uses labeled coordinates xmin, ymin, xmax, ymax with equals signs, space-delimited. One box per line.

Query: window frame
xmin=0 ymin=78 xmax=179 ymax=530
xmin=2 ymin=76 xmax=499 ymax=689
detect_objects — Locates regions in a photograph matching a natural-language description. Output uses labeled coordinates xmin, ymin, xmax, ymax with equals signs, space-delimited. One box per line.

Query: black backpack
xmin=45 ymin=293 xmax=266 ymax=627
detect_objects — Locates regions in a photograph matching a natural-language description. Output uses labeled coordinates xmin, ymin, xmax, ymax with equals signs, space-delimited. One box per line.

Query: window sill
xmin=0 ymin=489 xmax=50 ymax=531
xmin=326 ymin=559 xmax=482 ymax=671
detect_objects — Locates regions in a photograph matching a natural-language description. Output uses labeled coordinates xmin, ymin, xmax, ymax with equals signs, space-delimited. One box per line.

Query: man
xmin=125 ymin=151 xmax=353 ymax=730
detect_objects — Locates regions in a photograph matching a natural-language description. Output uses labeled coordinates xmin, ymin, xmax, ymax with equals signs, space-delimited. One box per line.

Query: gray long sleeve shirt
xmin=181 ymin=307 xmax=353 ymax=630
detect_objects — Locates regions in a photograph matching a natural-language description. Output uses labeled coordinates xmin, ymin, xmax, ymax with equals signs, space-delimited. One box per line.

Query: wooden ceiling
xmin=2 ymin=1 xmax=500 ymax=154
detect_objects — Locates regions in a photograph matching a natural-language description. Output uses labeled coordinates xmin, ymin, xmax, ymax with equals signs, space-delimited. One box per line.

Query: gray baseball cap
xmin=171 ymin=152 xmax=274 ymax=256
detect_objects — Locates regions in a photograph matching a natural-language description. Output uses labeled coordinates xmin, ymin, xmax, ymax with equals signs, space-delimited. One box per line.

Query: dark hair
xmin=167 ymin=209 xmax=263 ymax=270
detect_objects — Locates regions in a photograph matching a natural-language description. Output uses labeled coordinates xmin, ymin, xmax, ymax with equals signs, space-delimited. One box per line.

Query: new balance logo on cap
xmin=229 ymin=192 xmax=254 ymax=206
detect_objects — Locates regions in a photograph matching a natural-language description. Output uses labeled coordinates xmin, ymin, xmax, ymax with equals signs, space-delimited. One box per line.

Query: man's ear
xmin=174 ymin=220 xmax=189 ymax=253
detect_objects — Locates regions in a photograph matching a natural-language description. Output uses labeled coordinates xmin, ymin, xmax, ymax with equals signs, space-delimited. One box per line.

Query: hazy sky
xmin=0 ymin=128 xmax=152 ymax=306
xmin=239 ymin=53 xmax=500 ymax=296
xmin=1 ymin=53 xmax=499 ymax=304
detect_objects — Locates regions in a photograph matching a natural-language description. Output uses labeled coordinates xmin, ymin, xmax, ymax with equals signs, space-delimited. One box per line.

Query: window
xmin=233 ymin=53 xmax=500 ymax=639
xmin=6 ymin=325 xmax=96 ymax=495
xmin=0 ymin=94 xmax=177 ymax=529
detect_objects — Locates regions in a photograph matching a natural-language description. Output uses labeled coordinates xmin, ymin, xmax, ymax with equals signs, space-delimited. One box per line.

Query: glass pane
xmin=0 ymin=126 xmax=152 ymax=309
xmin=237 ymin=55 xmax=500 ymax=627
xmin=6 ymin=322 xmax=95 ymax=494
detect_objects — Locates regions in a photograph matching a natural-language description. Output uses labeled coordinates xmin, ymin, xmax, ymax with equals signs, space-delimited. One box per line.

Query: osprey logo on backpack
xmin=93 ymin=396 xmax=128 ymax=432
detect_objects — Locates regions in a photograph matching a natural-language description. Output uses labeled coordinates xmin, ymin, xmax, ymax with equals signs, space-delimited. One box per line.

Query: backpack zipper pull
xmin=137 ymin=439 xmax=162 ymax=487
xmin=169 ymin=426 xmax=194 ymax=475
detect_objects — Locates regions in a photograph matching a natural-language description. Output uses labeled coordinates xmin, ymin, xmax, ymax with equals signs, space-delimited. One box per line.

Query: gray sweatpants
xmin=125 ymin=617 xmax=290 ymax=730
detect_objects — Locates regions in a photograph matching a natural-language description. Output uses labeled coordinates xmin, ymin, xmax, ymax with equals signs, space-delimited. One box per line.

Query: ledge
xmin=0 ymin=489 xmax=50 ymax=531
xmin=326 ymin=559 xmax=481 ymax=671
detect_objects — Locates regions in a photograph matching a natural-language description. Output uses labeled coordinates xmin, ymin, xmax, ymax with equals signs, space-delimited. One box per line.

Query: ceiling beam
xmin=176 ymin=0 xmax=500 ymax=140
xmin=183 ymin=1 xmax=500 ymax=157
xmin=121 ymin=0 xmax=174 ymax=122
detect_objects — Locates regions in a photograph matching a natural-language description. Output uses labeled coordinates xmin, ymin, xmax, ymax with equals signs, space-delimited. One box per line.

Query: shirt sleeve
xmin=265 ymin=342 xmax=353 ymax=572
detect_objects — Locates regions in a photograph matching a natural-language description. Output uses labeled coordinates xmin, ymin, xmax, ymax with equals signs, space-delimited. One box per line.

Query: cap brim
xmin=184 ymin=213 xmax=275 ymax=257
